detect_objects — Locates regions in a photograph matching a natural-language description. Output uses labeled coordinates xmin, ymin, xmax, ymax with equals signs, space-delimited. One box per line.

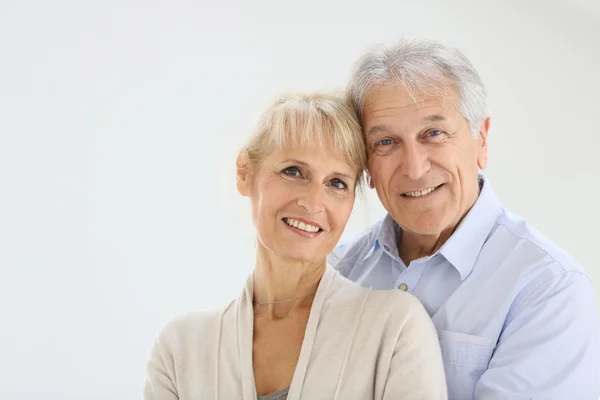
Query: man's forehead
xmin=364 ymin=84 xmax=456 ymax=111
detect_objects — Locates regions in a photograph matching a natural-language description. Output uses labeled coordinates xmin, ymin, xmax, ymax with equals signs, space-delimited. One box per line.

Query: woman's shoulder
xmin=333 ymin=270 xmax=422 ymax=305
xmin=154 ymin=299 xmax=237 ymax=347
xmin=330 ymin=271 xmax=430 ymax=324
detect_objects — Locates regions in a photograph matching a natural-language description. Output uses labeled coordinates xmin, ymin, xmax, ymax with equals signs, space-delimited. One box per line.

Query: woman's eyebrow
xmin=281 ymin=158 xmax=354 ymax=180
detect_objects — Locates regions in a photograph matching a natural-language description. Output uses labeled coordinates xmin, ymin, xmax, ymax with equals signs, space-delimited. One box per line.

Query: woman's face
xmin=239 ymin=145 xmax=358 ymax=264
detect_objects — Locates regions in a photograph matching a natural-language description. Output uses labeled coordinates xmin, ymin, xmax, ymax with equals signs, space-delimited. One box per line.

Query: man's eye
xmin=282 ymin=167 xmax=302 ymax=177
xmin=428 ymin=129 xmax=444 ymax=137
xmin=379 ymin=139 xmax=393 ymax=146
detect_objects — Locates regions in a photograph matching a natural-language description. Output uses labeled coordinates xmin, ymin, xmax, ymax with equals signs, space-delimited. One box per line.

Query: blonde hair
xmin=240 ymin=91 xmax=367 ymax=189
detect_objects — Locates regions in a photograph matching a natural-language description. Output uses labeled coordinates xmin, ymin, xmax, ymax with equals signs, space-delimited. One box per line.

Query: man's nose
xmin=401 ymin=143 xmax=431 ymax=180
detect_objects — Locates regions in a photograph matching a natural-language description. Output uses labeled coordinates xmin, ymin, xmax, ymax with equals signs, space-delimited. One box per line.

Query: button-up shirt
xmin=328 ymin=177 xmax=600 ymax=399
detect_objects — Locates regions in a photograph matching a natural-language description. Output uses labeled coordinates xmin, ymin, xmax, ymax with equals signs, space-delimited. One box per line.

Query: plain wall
xmin=1 ymin=0 xmax=598 ymax=398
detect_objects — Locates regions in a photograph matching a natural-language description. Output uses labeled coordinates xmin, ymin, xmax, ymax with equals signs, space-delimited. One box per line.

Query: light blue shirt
xmin=329 ymin=177 xmax=600 ymax=400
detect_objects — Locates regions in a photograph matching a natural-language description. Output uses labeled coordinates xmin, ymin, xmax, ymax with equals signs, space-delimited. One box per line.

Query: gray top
xmin=257 ymin=386 xmax=289 ymax=400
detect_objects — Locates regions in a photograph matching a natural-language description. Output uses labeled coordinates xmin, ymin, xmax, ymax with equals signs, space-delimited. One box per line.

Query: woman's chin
xmin=277 ymin=251 xmax=326 ymax=265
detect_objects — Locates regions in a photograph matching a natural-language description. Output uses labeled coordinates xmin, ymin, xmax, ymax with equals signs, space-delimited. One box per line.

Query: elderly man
xmin=329 ymin=38 xmax=600 ymax=399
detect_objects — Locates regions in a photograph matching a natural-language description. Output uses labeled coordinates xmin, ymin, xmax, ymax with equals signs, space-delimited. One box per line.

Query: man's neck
xmin=398 ymin=230 xmax=452 ymax=265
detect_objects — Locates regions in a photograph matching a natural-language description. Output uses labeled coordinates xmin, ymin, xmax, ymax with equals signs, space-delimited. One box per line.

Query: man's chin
xmin=395 ymin=213 xmax=453 ymax=237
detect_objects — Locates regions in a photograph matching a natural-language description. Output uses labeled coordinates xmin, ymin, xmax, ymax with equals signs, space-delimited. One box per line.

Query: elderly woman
xmin=143 ymin=92 xmax=447 ymax=399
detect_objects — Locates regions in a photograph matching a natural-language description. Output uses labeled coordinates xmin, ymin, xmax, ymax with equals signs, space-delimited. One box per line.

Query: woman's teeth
xmin=284 ymin=218 xmax=320 ymax=232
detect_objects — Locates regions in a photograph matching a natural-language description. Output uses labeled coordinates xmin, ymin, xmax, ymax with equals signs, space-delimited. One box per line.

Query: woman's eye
xmin=282 ymin=166 xmax=302 ymax=177
xmin=330 ymin=178 xmax=348 ymax=191
xmin=378 ymin=138 xmax=393 ymax=146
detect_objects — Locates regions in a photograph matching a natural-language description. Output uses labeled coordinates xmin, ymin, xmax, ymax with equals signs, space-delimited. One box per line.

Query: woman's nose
xmin=297 ymin=183 xmax=325 ymax=214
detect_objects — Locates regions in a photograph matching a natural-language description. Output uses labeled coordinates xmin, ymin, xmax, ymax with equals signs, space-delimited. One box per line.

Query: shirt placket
xmin=394 ymin=258 xmax=429 ymax=293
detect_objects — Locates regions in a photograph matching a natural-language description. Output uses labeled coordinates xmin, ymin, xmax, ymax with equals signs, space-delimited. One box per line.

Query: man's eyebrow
xmin=421 ymin=114 xmax=447 ymax=124
xmin=366 ymin=115 xmax=447 ymax=137
xmin=366 ymin=124 xmax=393 ymax=137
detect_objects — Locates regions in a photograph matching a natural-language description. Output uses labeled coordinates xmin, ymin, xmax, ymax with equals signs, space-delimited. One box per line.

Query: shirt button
xmin=384 ymin=246 xmax=390 ymax=251
xmin=398 ymin=283 xmax=409 ymax=291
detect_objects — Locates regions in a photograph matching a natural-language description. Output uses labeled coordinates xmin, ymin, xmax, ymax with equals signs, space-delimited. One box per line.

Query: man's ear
xmin=477 ymin=117 xmax=490 ymax=170
xmin=367 ymin=173 xmax=375 ymax=189
xmin=236 ymin=152 xmax=251 ymax=197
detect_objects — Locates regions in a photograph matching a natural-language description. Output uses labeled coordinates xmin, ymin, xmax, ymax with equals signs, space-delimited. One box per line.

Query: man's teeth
xmin=284 ymin=218 xmax=320 ymax=232
xmin=404 ymin=186 xmax=438 ymax=197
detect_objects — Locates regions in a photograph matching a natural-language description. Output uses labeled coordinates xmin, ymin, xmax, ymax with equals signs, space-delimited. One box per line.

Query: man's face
xmin=362 ymin=84 xmax=489 ymax=240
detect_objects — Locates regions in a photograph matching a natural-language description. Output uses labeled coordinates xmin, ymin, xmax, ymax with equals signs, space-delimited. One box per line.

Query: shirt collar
xmin=438 ymin=176 xmax=503 ymax=280
xmin=375 ymin=214 xmax=403 ymax=262
xmin=374 ymin=175 xmax=503 ymax=280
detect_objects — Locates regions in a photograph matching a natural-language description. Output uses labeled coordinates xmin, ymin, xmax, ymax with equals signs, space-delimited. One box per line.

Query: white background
xmin=1 ymin=0 xmax=599 ymax=398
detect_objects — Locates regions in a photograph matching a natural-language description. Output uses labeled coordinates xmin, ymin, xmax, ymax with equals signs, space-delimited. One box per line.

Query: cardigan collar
xmin=236 ymin=265 xmax=338 ymax=399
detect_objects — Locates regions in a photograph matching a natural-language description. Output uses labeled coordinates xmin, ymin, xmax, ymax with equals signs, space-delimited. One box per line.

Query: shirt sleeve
xmin=382 ymin=295 xmax=448 ymax=400
xmin=475 ymin=269 xmax=600 ymax=399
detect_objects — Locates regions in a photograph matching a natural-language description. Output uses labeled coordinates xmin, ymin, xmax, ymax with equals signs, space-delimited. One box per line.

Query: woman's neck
xmin=252 ymin=246 xmax=326 ymax=319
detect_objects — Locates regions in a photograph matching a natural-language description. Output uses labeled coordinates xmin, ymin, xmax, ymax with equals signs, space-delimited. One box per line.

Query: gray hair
xmin=348 ymin=37 xmax=488 ymax=136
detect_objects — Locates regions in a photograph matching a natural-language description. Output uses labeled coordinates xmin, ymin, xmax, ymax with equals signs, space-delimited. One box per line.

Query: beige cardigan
xmin=144 ymin=266 xmax=447 ymax=399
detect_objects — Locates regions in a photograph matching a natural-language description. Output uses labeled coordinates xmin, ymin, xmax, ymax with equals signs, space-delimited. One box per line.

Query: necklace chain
xmin=253 ymin=292 xmax=317 ymax=306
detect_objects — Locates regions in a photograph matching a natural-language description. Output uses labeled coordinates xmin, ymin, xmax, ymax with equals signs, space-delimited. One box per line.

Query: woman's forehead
xmin=267 ymin=145 xmax=359 ymax=175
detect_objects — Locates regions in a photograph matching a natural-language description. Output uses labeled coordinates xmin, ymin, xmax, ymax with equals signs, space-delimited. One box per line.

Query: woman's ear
xmin=236 ymin=152 xmax=251 ymax=196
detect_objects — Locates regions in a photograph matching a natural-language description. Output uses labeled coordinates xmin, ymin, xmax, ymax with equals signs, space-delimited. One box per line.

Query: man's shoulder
xmin=328 ymin=217 xmax=384 ymax=272
xmin=479 ymin=207 xmax=591 ymax=312
xmin=493 ymin=207 xmax=585 ymax=276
